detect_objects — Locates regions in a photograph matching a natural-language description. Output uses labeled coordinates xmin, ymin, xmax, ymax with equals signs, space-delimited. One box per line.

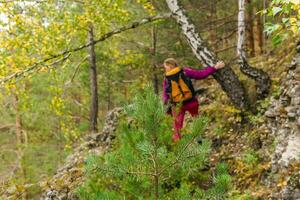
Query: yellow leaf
xmin=277 ymin=180 xmax=287 ymax=187
xmin=289 ymin=17 xmax=298 ymax=24
xmin=290 ymin=0 xmax=300 ymax=5
xmin=290 ymin=24 xmax=298 ymax=34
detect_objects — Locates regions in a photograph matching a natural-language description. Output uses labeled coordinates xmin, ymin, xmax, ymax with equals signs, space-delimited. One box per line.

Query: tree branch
xmin=0 ymin=124 xmax=14 ymax=131
xmin=65 ymin=55 xmax=90 ymax=85
xmin=1 ymin=53 xmax=71 ymax=86
xmin=0 ymin=13 xmax=171 ymax=85
xmin=159 ymin=133 xmax=199 ymax=176
xmin=216 ymin=45 xmax=237 ymax=53
xmin=0 ymin=0 xmax=46 ymax=3
xmin=211 ymin=29 xmax=238 ymax=46
xmin=94 ymin=165 xmax=155 ymax=177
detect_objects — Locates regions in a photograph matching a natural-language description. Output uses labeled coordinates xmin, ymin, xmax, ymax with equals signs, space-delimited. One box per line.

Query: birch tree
xmin=166 ymin=0 xmax=249 ymax=110
xmin=237 ymin=0 xmax=271 ymax=101
xmin=166 ymin=0 xmax=271 ymax=109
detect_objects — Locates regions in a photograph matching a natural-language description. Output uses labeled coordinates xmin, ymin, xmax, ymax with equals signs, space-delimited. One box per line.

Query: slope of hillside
xmin=1 ymin=43 xmax=299 ymax=200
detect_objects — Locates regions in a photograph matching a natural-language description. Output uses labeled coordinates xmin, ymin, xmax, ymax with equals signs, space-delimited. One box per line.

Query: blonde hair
xmin=164 ymin=58 xmax=178 ymax=68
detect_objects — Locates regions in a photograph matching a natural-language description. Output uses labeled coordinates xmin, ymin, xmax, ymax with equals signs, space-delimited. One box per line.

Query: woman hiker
xmin=162 ymin=58 xmax=225 ymax=142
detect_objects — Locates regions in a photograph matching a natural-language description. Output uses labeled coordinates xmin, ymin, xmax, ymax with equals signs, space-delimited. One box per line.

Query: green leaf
xmin=272 ymin=6 xmax=283 ymax=16
xmin=264 ymin=23 xmax=281 ymax=35
xmin=272 ymin=34 xmax=283 ymax=46
xmin=282 ymin=17 xmax=289 ymax=24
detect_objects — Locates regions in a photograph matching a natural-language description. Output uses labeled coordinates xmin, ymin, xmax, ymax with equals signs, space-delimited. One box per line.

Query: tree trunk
xmin=107 ymin=78 xmax=111 ymax=111
xmin=152 ymin=119 xmax=159 ymax=200
xmin=151 ymin=24 xmax=159 ymax=95
xmin=12 ymin=90 xmax=28 ymax=200
xmin=13 ymin=92 xmax=23 ymax=144
xmin=166 ymin=0 xmax=249 ymax=110
xmin=255 ymin=16 xmax=264 ymax=55
xmin=88 ymin=24 xmax=99 ymax=132
xmin=237 ymin=0 xmax=271 ymax=101
xmin=253 ymin=3 xmax=264 ymax=55
xmin=209 ymin=0 xmax=217 ymax=48
xmin=245 ymin=0 xmax=255 ymax=57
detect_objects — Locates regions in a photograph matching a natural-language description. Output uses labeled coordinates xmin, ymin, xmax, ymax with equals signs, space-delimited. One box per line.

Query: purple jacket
xmin=162 ymin=66 xmax=216 ymax=104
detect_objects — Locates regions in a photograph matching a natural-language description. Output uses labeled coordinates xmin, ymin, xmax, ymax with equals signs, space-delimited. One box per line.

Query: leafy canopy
xmin=264 ymin=0 xmax=300 ymax=45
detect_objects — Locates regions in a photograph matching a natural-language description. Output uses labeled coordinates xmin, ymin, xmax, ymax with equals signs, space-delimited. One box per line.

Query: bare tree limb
xmin=65 ymin=55 xmax=90 ymax=85
xmin=0 ymin=124 xmax=14 ymax=131
xmin=216 ymin=45 xmax=237 ymax=53
xmin=0 ymin=0 xmax=46 ymax=3
xmin=0 ymin=13 xmax=171 ymax=85
xmin=212 ymin=29 xmax=238 ymax=46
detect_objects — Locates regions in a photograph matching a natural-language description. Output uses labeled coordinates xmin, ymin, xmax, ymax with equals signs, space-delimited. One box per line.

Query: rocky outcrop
xmin=38 ymin=107 xmax=124 ymax=200
xmin=39 ymin=107 xmax=124 ymax=200
xmin=264 ymin=44 xmax=300 ymax=199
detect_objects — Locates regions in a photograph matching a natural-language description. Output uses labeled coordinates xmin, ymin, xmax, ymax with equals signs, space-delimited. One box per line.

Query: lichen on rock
xmin=264 ymin=44 xmax=300 ymax=199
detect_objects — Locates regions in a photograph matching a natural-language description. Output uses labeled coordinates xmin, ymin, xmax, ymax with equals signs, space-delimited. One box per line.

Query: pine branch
xmin=94 ymin=165 xmax=155 ymax=177
xmin=159 ymin=134 xmax=199 ymax=176
xmin=0 ymin=13 xmax=171 ymax=85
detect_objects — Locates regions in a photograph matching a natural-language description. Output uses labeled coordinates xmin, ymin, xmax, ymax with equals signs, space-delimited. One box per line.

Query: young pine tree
xmin=78 ymin=86 xmax=231 ymax=200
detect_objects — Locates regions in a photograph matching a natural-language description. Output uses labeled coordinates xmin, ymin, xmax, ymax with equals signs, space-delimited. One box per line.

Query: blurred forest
xmin=0 ymin=0 xmax=299 ymax=199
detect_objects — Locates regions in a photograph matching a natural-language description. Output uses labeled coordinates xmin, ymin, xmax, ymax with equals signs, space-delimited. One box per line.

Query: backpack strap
xmin=165 ymin=77 xmax=174 ymax=103
xmin=180 ymin=71 xmax=196 ymax=96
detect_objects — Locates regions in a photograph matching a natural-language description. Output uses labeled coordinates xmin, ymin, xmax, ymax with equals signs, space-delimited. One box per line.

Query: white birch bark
xmin=236 ymin=0 xmax=271 ymax=100
xmin=166 ymin=0 xmax=217 ymax=67
xmin=237 ymin=0 xmax=246 ymax=58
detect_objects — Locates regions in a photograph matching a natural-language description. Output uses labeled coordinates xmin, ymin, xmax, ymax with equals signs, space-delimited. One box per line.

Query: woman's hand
xmin=214 ymin=61 xmax=225 ymax=69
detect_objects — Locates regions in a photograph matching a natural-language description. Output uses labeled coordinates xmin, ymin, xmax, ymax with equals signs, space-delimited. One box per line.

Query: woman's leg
xmin=186 ymin=100 xmax=203 ymax=143
xmin=187 ymin=100 xmax=199 ymax=117
xmin=172 ymin=106 xmax=185 ymax=141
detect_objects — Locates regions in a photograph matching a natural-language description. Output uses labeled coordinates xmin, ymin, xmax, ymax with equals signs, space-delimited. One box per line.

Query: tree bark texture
xmin=209 ymin=0 xmax=217 ymax=48
xmin=253 ymin=3 xmax=264 ymax=55
xmin=237 ymin=0 xmax=271 ymax=100
xmin=12 ymin=90 xmax=28 ymax=199
xmin=245 ymin=0 xmax=255 ymax=57
xmin=151 ymin=24 xmax=159 ymax=95
xmin=88 ymin=24 xmax=99 ymax=132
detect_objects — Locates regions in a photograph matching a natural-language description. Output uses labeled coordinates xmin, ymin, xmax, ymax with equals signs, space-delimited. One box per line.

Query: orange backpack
xmin=165 ymin=67 xmax=195 ymax=103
